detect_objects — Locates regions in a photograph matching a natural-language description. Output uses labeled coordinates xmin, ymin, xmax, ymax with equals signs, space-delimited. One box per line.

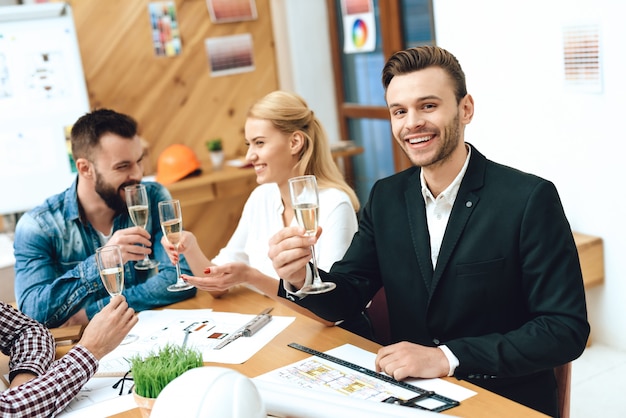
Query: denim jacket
xmin=13 ymin=178 xmax=196 ymax=327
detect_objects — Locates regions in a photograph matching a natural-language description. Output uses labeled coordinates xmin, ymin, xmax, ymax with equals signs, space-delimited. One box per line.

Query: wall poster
xmin=341 ymin=0 xmax=376 ymax=54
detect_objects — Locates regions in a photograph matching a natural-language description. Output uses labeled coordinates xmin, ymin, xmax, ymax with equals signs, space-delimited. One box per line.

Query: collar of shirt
xmin=420 ymin=145 xmax=472 ymax=205
xmin=420 ymin=145 xmax=472 ymax=267
xmin=65 ymin=176 xmax=82 ymax=222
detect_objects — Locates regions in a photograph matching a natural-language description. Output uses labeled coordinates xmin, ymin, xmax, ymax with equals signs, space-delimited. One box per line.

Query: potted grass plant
xmin=130 ymin=344 xmax=204 ymax=417
xmin=206 ymin=138 xmax=224 ymax=170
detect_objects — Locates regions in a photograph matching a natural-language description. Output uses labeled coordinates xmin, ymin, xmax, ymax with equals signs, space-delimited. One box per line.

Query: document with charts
xmin=255 ymin=344 xmax=476 ymax=410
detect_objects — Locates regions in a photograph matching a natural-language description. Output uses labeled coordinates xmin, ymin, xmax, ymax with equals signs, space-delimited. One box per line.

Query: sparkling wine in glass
xmin=95 ymin=245 xmax=138 ymax=344
xmin=158 ymin=199 xmax=194 ymax=292
xmin=288 ymin=175 xmax=336 ymax=294
xmin=124 ymin=184 xmax=159 ymax=271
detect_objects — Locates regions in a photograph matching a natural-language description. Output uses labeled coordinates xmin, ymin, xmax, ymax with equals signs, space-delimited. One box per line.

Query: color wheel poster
xmin=341 ymin=0 xmax=376 ymax=54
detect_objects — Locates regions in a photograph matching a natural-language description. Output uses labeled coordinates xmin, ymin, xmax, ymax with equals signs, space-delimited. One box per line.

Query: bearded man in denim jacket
xmin=13 ymin=109 xmax=195 ymax=327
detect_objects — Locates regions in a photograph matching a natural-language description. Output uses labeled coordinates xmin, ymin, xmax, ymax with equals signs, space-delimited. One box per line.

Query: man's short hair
xmin=382 ymin=46 xmax=468 ymax=103
xmin=70 ymin=109 xmax=137 ymax=161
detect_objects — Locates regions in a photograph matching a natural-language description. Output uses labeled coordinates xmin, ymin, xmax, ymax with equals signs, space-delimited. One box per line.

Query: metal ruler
xmin=288 ymin=342 xmax=460 ymax=413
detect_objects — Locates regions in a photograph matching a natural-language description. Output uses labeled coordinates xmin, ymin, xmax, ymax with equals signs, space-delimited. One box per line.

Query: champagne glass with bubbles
xmin=158 ymin=199 xmax=194 ymax=292
xmin=124 ymin=184 xmax=159 ymax=271
xmin=288 ymin=175 xmax=336 ymax=294
xmin=95 ymin=245 xmax=138 ymax=344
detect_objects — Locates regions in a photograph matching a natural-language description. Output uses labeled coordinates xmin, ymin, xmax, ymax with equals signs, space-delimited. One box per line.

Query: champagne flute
xmin=124 ymin=184 xmax=159 ymax=271
xmin=95 ymin=245 xmax=138 ymax=344
xmin=158 ymin=199 xmax=194 ymax=292
xmin=288 ymin=175 xmax=336 ymax=294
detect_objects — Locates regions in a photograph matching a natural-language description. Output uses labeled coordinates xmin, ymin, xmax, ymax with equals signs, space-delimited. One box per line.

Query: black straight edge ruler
xmin=288 ymin=342 xmax=460 ymax=413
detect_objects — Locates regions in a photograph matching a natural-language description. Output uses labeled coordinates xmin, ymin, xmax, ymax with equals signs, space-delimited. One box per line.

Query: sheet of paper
xmin=97 ymin=309 xmax=295 ymax=375
xmin=255 ymin=379 xmax=452 ymax=418
xmin=255 ymin=343 xmax=476 ymax=409
xmin=2 ymin=374 xmax=132 ymax=418
xmin=56 ymin=377 xmax=131 ymax=417
xmin=58 ymin=391 xmax=135 ymax=418
xmin=327 ymin=344 xmax=476 ymax=402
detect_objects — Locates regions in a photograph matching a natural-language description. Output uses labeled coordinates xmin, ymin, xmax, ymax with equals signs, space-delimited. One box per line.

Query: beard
xmin=94 ymin=170 xmax=137 ymax=215
xmin=431 ymin=112 xmax=462 ymax=168
xmin=400 ymin=111 xmax=462 ymax=169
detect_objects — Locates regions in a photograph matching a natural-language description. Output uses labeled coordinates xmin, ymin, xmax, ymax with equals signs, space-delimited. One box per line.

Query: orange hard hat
xmin=156 ymin=144 xmax=201 ymax=185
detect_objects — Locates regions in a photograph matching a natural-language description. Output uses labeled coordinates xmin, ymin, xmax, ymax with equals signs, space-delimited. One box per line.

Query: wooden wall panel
xmin=69 ymin=0 xmax=278 ymax=173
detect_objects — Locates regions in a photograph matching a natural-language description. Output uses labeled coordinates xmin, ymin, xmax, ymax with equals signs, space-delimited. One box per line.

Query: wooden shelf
xmin=573 ymin=232 xmax=604 ymax=289
xmin=572 ymin=232 xmax=604 ymax=347
xmin=166 ymin=164 xmax=256 ymax=207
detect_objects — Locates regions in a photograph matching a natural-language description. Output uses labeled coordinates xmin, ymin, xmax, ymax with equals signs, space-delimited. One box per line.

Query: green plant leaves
xmin=129 ymin=344 xmax=204 ymax=399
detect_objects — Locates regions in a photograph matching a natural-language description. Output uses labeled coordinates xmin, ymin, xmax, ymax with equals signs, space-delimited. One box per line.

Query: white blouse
xmin=211 ymin=183 xmax=358 ymax=280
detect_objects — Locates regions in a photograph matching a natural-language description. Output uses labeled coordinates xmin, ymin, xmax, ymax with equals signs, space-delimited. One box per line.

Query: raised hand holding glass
xmin=95 ymin=245 xmax=138 ymax=344
xmin=124 ymin=184 xmax=159 ymax=271
xmin=288 ymin=175 xmax=336 ymax=294
xmin=96 ymin=245 xmax=125 ymax=296
xmin=158 ymin=199 xmax=194 ymax=292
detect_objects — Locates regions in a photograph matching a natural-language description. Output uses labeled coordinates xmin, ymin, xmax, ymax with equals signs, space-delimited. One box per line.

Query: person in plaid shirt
xmin=0 ymin=295 xmax=137 ymax=417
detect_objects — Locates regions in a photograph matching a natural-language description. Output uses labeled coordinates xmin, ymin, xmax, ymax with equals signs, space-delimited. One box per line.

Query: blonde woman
xmin=162 ymin=91 xmax=370 ymax=336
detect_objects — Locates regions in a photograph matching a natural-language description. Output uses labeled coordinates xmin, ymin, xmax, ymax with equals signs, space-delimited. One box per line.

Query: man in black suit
xmin=268 ymin=46 xmax=589 ymax=417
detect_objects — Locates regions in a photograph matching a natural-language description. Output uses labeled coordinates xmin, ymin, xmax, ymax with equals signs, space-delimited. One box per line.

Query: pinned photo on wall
xmin=148 ymin=1 xmax=182 ymax=57
xmin=64 ymin=125 xmax=76 ymax=173
xmin=205 ymin=34 xmax=255 ymax=77
xmin=341 ymin=0 xmax=376 ymax=54
xmin=206 ymin=0 xmax=257 ymax=23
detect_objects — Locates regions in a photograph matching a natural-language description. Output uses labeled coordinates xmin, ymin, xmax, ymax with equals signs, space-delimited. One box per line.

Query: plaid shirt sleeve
xmin=1 ymin=303 xmax=99 ymax=417
xmin=0 ymin=302 xmax=55 ymax=380
xmin=0 ymin=344 xmax=98 ymax=417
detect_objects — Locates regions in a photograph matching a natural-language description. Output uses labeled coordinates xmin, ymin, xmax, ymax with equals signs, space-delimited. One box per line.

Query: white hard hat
xmin=151 ymin=367 xmax=266 ymax=418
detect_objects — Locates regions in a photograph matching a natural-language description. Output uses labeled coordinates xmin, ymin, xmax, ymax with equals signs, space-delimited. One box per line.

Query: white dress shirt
xmin=420 ymin=145 xmax=471 ymax=376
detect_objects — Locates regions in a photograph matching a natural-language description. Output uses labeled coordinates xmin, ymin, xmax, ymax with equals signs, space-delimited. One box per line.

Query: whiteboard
xmin=0 ymin=3 xmax=90 ymax=215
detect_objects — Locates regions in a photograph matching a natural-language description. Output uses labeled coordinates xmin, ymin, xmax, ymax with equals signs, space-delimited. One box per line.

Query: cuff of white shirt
xmin=282 ymin=263 xmax=313 ymax=299
xmin=438 ymin=345 xmax=459 ymax=377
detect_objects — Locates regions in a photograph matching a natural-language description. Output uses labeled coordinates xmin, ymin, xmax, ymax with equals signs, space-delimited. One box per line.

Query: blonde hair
xmin=247 ymin=91 xmax=359 ymax=211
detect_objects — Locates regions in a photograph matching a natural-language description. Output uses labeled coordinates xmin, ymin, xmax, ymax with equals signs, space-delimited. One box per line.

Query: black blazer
xmin=283 ymin=144 xmax=589 ymax=416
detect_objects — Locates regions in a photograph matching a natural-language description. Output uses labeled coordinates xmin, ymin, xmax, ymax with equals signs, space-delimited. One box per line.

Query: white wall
xmin=270 ymin=0 xmax=341 ymax=143
xmin=433 ymin=0 xmax=626 ymax=349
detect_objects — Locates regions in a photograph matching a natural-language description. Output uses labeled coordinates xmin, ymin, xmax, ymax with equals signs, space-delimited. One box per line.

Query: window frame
xmin=326 ymin=0 xmax=435 ymax=172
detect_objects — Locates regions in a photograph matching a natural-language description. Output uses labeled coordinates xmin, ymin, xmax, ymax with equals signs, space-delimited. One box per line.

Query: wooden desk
xmin=0 ymin=288 xmax=545 ymax=417
xmin=100 ymin=288 xmax=544 ymax=418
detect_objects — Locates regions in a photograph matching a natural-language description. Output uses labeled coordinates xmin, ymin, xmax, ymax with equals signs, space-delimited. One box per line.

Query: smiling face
xmin=386 ymin=66 xmax=473 ymax=172
xmin=90 ymin=133 xmax=145 ymax=213
xmin=244 ymin=118 xmax=302 ymax=187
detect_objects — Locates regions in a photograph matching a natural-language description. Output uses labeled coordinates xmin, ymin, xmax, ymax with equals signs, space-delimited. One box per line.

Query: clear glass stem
xmin=309 ymin=244 xmax=322 ymax=285
xmin=167 ymin=244 xmax=193 ymax=292
xmin=174 ymin=259 xmax=183 ymax=284
xmin=134 ymin=237 xmax=158 ymax=270
xmin=300 ymin=242 xmax=335 ymax=294
xmin=173 ymin=243 xmax=183 ymax=284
